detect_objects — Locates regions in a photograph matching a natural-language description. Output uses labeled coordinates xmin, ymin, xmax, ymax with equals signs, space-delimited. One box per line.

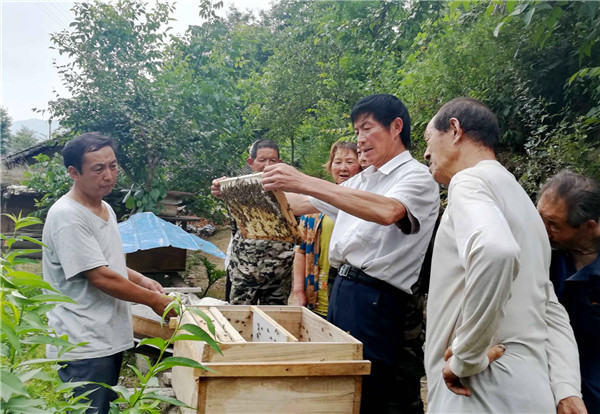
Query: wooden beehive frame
xmin=219 ymin=173 xmax=301 ymax=243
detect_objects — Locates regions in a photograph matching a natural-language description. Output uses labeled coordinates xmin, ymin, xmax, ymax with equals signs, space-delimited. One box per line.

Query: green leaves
xmin=154 ymin=356 xmax=209 ymax=373
xmin=122 ymin=178 xmax=168 ymax=214
xmin=1 ymin=214 xmax=92 ymax=412
xmin=179 ymin=323 xmax=221 ymax=354
xmin=0 ymin=369 xmax=29 ymax=400
xmin=22 ymin=153 xmax=72 ymax=219
xmin=106 ymin=298 xmax=220 ymax=412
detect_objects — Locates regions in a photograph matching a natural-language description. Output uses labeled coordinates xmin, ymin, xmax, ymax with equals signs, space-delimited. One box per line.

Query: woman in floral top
xmin=292 ymin=141 xmax=362 ymax=316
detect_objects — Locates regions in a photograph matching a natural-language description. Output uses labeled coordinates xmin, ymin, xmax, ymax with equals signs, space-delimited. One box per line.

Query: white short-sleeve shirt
xmin=310 ymin=151 xmax=440 ymax=293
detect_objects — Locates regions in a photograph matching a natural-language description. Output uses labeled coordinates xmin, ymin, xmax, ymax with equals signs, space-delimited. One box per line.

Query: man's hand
xmin=442 ymin=361 xmax=472 ymax=397
xmin=557 ymin=396 xmax=587 ymax=414
xmin=136 ymin=275 xmax=164 ymax=294
xmin=211 ymin=176 xmax=227 ymax=199
xmin=151 ymin=295 xmax=177 ymax=319
xmin=262 ymin=164 xmax=308 ymax=193
xmin=442 ymin=344 xmax=506 ymax=397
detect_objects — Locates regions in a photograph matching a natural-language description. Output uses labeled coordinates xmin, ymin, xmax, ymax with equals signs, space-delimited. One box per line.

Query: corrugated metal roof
xmin=118 ymin=212 xmax=226 ymax=259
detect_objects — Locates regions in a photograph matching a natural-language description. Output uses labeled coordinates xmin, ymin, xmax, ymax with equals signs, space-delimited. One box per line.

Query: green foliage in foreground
xmin=107 ymin=296 xmax=221 ymax=413
xmin=1 ymin=213 xmax=221 ymax=413
xmin=1 ymin=213 xmax=90 ymax=413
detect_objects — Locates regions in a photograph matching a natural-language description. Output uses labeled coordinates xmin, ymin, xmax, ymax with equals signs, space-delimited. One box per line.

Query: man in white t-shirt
xmin=42 ymin=132 xmax=176 ymax=414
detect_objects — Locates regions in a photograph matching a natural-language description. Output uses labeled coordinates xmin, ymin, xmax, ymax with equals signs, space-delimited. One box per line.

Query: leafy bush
xmin=108 ymin=296 xmax=221 ymax=413
xmin=22 ymin=154 xmax=71 ymax=219
xmin=1 ymin=214 xmax=222 ymax=413
xmin=1 ymin=213 xmax=90 ymax=413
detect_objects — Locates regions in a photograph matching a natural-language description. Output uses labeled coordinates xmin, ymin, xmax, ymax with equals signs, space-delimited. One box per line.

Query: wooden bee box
xmin=219 ymin=173 xmax=301 ymax=243
xmin=172 ymin=305 xmax=370 ymax=414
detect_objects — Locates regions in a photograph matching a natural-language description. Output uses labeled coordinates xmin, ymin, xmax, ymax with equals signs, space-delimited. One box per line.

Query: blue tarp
xmin=118 ymin=212 xmax=226 ymax=259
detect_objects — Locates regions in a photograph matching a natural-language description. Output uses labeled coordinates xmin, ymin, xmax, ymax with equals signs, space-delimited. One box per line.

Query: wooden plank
xmin=193 ymin=360 xmax=371 ymax=377
xmin=209 ymin=307 xmax=246 ymax=342
xmin=203 ymin=342 xmax=362 ymax=363
xmin=208 ymin=314 xmax=234 ymax=343
xmin=172 ymin=342 xmax=200 ymax=414
xmin=175 ymin=321 xmax=207 ymax=362
xmin=217 ymin=307 xmax=254 ymax=340
xmin=215 ymin=305 xmax=304 ymax=340
xmin=258 ymin=306 xmax=303 ymax=339
xmin=187 ymin=308 xmax=211 ymax=332
xmin=168 ymin=316 xmax=180 ymax=329
xmin=252 ymin=306 xmax=298 ymax=342
xmin=132 ymin=315 xmax=175 ymax=341
xmin=163 ymin=287 xmax=206 ymax=293
xmin=196 ymin=378 xmax=208 ymax=414
xmin=185 ymin=307 xmax=234 ymax=344
xmin=300 ymin=307 xmax=361 ymax=344
xmin=353 ymin=377 xmax=362 ymax=414
xmin=202 ymin=376 xmax=359 ymax=413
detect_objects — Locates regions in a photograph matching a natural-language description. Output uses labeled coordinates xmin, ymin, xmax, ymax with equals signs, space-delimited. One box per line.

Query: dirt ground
xmin=181 ymin=227 xmax=230 ymax=300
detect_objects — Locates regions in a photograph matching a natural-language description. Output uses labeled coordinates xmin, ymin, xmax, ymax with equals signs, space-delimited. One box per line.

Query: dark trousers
xmin=58 ymin=352 xmax=123 ymax=414
xmin=225 ymin=270 xmax=232 ymax=302
xmin=327 ymin=272 xmax=424 ymax=414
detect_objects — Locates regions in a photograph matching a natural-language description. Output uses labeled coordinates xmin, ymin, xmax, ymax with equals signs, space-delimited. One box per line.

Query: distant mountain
xmin=10 ymin=119 xmax=61 ymax=140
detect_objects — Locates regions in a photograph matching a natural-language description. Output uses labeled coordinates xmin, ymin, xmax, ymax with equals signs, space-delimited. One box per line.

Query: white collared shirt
xmin=310 ymin=151 xmax=439 ymax=293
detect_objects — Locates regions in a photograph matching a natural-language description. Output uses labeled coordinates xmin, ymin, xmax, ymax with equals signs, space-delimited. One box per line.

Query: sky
xmin=1 ymin=0 xmax=271 ymax=122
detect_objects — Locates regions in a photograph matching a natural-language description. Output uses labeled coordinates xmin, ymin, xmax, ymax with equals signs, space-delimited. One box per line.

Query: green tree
xmin=49 ymin=0 xmax=188 ymax=213
xmin=243 ymin=1 xmax=432 ymax=171
xmin=393 ymin=1 xmax=599 ymax=193
xmin=43 ymin=0 xmax=600 ymax=212
xmin=22 ymin=154 xmax=72 ymax=219
xmin=1 ymin=106 xmax=13 ymax=156
xmin=48 ymin=0 xmax=250 ymax=218
xmin=7 ymin=127 xmax=40 ymax=154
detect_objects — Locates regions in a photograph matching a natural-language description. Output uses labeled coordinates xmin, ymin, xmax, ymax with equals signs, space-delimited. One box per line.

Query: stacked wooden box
xmin=172 ymin=305 xmax=370 ymax=413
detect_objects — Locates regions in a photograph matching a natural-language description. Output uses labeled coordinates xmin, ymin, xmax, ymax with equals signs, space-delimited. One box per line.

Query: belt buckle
xmin=339 ymin=264 xmax=350 ymax=277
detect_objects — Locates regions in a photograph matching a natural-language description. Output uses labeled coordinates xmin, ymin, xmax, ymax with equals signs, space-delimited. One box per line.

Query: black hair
xmin=63 ymin=132 xmax=115 ymax=173
xmin=539 ymin=170 xmax=600 ymax=227
xmin=350 ymin=94 xmax=412 ymax=149
xmin=433 ymin=97 xmax=499 ymax=150
xmin=249 ymin=139 xmax=280 ymax=159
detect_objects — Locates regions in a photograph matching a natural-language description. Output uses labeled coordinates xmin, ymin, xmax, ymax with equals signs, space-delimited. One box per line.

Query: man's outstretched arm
xmin=262 ymin=163 xmax=406 ymax=225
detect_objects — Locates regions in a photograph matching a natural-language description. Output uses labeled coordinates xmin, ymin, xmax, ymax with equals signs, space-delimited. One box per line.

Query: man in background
xmin=538 ymin=170 xmax=600 ymax=413
xmin=423 ymin=97 xmax=584 ymax=413
xmin=43 ymin=132 xmax=175 ymax=414
xmin=220 ymin=139 xmax=294 ymax=305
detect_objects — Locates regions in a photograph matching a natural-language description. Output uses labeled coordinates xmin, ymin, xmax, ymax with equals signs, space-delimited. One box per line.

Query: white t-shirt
xmin=310 ymin=151 xmax=440 ymax=294
xmin=42 ymin=196 xmax=133 ymax=359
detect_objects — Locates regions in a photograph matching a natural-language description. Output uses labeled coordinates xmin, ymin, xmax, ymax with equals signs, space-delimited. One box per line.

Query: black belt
xmin=337 ymin=264 xmax=408 ymax=298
